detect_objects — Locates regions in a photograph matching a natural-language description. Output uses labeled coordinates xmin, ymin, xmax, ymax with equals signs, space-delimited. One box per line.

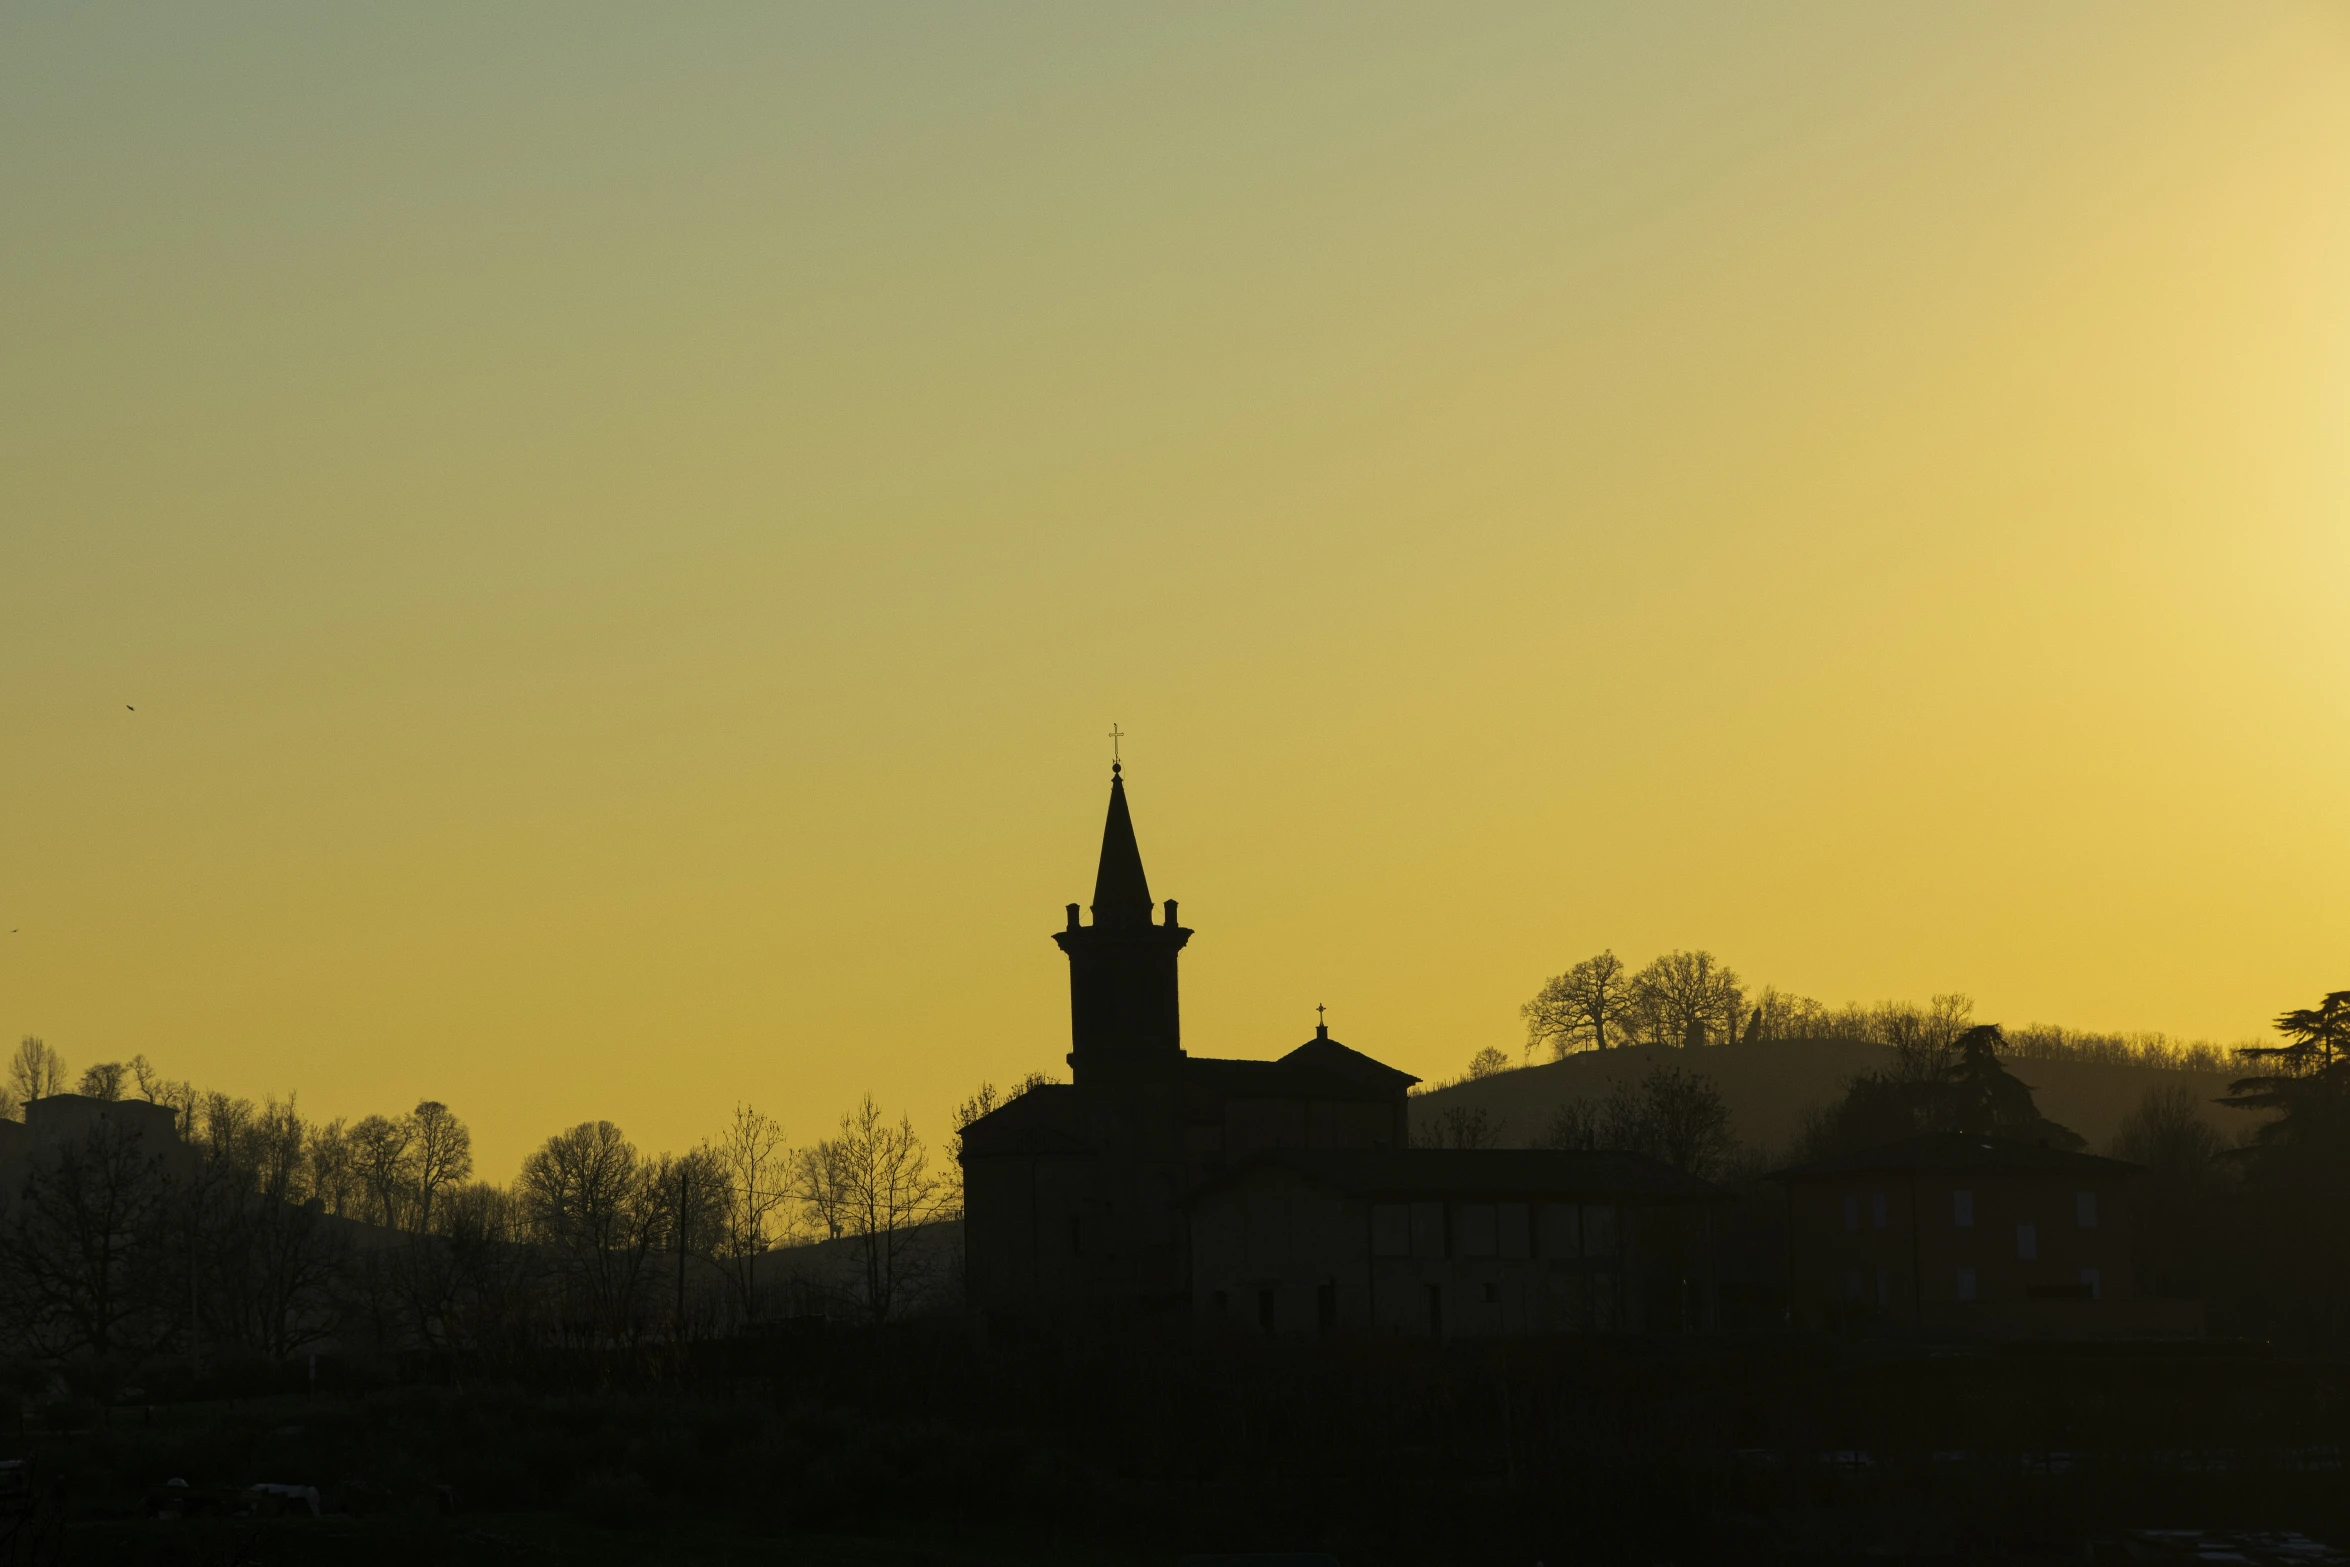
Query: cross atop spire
xmin=1316 ymin=1002 xmax=1329 ymax=1041
xmin=1108 ymin=721 xmax=1125 ymax=773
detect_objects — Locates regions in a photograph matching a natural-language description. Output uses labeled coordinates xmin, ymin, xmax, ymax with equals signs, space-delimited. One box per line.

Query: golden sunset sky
xmin=4 ymin=4 xmax=2349 ymax=1177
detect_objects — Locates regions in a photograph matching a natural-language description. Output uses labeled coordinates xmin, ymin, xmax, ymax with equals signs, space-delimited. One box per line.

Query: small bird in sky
xmin=126 ymin=704 xmax=135 ymax=711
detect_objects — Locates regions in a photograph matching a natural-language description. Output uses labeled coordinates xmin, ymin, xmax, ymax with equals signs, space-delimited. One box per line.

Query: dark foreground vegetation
xmin=4 ymin=1329 xmax=2348 ymax=1565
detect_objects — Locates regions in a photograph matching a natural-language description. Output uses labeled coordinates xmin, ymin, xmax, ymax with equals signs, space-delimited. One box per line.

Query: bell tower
xmin=1054 ymin=761 xmax=1191 ymax=1082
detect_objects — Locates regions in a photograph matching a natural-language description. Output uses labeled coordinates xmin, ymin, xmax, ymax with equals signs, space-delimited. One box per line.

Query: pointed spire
xmin=1090 ymin=762 xmax=1155 ymax=926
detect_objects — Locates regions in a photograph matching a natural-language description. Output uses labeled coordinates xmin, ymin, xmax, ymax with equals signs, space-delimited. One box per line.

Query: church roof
xmin=1191 ymin=1147 xmax=1724 ymax=1204
xmin=1186 ymin=1057 xmax=1370 ymax=1103
xmin=1179 ymin=1027 xmax=1419 ymax=1104
xmin=1090 ymin=763 xmax=1154 ymax=927
xmin=1279 ymin=1027 xmax=1420 ymax=1091
xmin=1185 ymin=1058 xmax=1397 ymax=1105
xmin=1769 ymin=1133 xmax=2139 ymax=1182
xmin=955 ymin=1083 xmax=1093 ymax=1162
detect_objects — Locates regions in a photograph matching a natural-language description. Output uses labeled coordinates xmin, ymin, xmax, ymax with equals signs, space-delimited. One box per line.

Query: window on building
xmin=1457 ymin=1204 xmax=1500 ymax=1257
xmin=1410 ymin=1202 xmax=1446 ymax=1259
xmin=1875 ymin=1270 xmax=1889 ymax=1307
xmin=1844 ymin=1271 xmax=1862 ymax=1301
xmin=1371 ymin=1204 xmax=1410 ymax=1257
xmin=1317 ymin=1281 xmax=1337 ymax=1337
xmin=1871 ymin=1193 xmax=1888 ymax=1230
xmin=1214 ymin=1290 xmax=1229 ymax=1315
xmin=1844 ymin=1194 xmax=1860 ymax=1231
xmin=2076 ymin=1190 xmax=2098 ymax=1229
xmin=1427 ymin=1283 xmax=1443 ymax=1338
xmin=1955 ymin=1267 xmax=1977 ymax=1302
xmin=1953 ymin=1189 xmax=1974 ymax=1227
xmin=2016 ymin=1223 xmax=2037 ymax=1261
xmin=1582 ymin=1204 xmax=1619 ymax=1256
xmin=1258 ymin=1288 xmax=1276 ymax=1333
xmin=2079 ymin=1268 xmax=2101 ymax=1300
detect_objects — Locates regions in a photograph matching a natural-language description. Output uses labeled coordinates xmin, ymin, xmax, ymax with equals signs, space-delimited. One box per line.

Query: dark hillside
xmin=1409 ymin=1039 xmax=2243 ymax=1156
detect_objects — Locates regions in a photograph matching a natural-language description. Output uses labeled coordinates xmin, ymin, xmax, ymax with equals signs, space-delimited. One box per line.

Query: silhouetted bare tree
xmin=350 ymin=1113 xmax=415 ymax=1230
xmin=434 ymin=1181 xmax=547 ymax=1364
xmin=9 ymin=1037 xmax=66 ymax=1109
xmin=793 ymin=1138 xmax=850 ymax=1242
xmin=305 ymin=1117 xmax=360 ymax=1218
xmin=1747 ymin=986 xmax=1829 ymax=1042
xmin=1632 ymin=1065 xmax=1735 ymax=1176
xmin=650 ymin=1147 xmax=729 ymax=1339
xmin=1522 ymin=952 xmax=1633 ymax=1058
xmin=127 ymin=1055 xmax=199 ymax=1135
xmin=1428 ymin=1105 xmax=1503 ymax=1149
xmin=76 ymin=1061 xmax=125 ymax=1100
xmin=188 ymin=1101 xmax=345 ymax=1358
xmin=410 ymin=1100 xmax=473 ymax=1235
xmin=0 ymin=1116 xmax=173 ymax=1359
xmin=714 ymin=1104 xmax=790 ymax=1320
xmin=1879 ymin=994 xmax=1978 ymax=1082
xmin=832 ymin=1094 xmax=939 ymax=1323
xmin=519 ymin=1120 xmax=662 ymax=1347
xmin=1630 ymin=951 xmax=1743 ymax=1049
xmin=1541 ymin=1062 xmax=1734 ymax=1178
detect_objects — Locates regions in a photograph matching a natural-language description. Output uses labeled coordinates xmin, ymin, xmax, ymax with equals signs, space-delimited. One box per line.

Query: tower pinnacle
xmin=1056 ymin=760 xmax=1191 ymax=1080
xmin=1091 ymin=764 xmax=1154 ymax=926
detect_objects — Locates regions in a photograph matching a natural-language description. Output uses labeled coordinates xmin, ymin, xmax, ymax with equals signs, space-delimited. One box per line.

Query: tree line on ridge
xmin=1501 ymin=949 xmax=2233 ymax=1073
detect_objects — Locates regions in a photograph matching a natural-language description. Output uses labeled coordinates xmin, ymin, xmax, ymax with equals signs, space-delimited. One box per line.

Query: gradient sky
xmin=5 ymin=3 xmax=2349 ymax=1178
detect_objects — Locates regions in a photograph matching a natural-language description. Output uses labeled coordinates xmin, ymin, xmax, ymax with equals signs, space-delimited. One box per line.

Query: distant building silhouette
xmin=959 ymin=765 xmax=1724 ymax=1334
xmin=0 ymin=1091 xmax=196 ymax=1228
xmin=0 ymin=1092 xmax=185 ymax=1167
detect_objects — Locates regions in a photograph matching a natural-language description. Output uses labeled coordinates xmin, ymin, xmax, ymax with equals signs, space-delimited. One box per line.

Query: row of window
xmin=1842 ymin=1189 xmax=2098 ymax=1232
xmin=1368 ymin=1201 xmax=1619 ymax=1260
xmin=1843 ymin=1267 xmax=2103 ymax=1304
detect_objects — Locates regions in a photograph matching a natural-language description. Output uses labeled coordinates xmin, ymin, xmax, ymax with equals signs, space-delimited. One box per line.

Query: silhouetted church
xmin=959 ymin=765 xmax=1722 ymax=1332
xmin=959 ymin=762 xmax=1416 ymax=1309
